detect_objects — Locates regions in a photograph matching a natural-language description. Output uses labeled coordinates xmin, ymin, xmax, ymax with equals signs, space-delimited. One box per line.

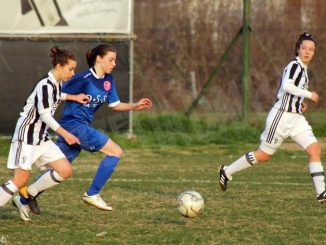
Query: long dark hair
xmin=294 ymin=32 xmax=317 ymax=56
xmin=50 ymin=46 xmax=76 ymax=67
xmin=86 ymin=44 xmax=117 ymax=68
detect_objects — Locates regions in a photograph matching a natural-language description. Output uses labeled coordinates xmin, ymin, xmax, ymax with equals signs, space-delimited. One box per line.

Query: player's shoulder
xmin=73 ymin=69 xmax=91 ymax=80
xmin=286 ymin=58 xmax=302 ymax=70
xmin=36 ymin=73 xmax=53 ymax=87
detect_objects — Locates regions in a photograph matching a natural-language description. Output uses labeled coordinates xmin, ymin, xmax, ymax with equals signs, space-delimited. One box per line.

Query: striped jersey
xmin=12 ymin=71 xmax=62 ymax=145
xmin=274 ymin=57 xmax=310 ymax=114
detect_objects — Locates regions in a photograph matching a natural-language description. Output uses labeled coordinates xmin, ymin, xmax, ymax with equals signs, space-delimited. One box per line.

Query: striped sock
xmin=225 ymin=152 xmax=257 ymax=178
xmin=0 ymin=180 xmax=18 ymax=206
xmin=309 ymin=162 xmax=325 ymax=195
xmin=27 ymin=169 xmax=63 ymax=197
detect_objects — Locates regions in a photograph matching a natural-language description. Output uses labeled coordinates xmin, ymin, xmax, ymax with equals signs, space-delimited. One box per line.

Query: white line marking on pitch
xmin=68 ymin=178 xmax=310 ymax=186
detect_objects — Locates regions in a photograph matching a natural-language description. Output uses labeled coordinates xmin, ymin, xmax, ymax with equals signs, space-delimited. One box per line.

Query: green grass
xmin=1 ymin=113 xmax=326 ymax=244
xmin=0 ymin=143 xmax=325 ymax=245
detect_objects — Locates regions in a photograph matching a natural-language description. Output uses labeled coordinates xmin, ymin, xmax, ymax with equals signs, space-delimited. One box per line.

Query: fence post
xmin=241 ymin=0 xmax=251 ymax=122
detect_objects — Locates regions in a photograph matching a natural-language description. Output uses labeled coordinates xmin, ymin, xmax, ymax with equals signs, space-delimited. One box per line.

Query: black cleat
xmin=219 ymin=165 xmax=229 ymax=192
xmin=27 ymin=196 xmax=41 ymax=214
xmin=317 ymin=190 xmax=326 ymax=204
xmin=19 ymin=187 xmax=41 ymax=215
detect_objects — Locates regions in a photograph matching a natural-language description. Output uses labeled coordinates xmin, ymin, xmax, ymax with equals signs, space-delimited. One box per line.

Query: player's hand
xmin=75 ymin=93 xmax=90 ymax=104
xmin=62 ymin=131 xmax=80 ymax=145
xmin=133 ymin=98 xmax=152 ymax=110
xmin=301 ymin=102 xmax=308 ymax=113
xmin=310 ymin=92 xmax=319 ymax=103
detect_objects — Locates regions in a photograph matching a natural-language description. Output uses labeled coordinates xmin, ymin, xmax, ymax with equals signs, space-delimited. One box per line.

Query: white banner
xmin=0 ymin=0 xmax=132 ymax=34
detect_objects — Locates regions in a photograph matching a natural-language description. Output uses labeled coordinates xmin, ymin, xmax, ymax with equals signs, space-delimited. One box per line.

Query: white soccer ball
xmin=176 ymin=190 xmax=204 ymax=218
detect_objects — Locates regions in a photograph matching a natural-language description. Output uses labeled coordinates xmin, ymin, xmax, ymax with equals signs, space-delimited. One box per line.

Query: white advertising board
xmin=0 ymin=0 xmax=132 ymax=34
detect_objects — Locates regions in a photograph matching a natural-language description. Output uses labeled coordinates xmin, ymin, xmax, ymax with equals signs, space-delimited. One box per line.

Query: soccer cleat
xmin=19 ymin=187 xmax=41 ymax=215
xmin=83 ymin=192 xmax=113 ymax=211
xmin=219 ymin=165 xmax=230 ymax=192
xmin=317 ymin=190 xmax=326 ymax=204
xmin=12 ymin=196 xmax=31 ymax=222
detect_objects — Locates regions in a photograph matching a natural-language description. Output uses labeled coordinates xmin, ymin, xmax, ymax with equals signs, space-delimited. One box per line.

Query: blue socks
xmin=87 ymin=156 xmax=120 ymax=196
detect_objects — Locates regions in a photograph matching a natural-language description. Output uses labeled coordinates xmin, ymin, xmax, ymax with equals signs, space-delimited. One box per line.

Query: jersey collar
xmin=48 ymin=70 xmax=59 ymax=84
xmin=296 ymin=56 xmax=307 ymax=69
xmin=90 ymin=67 xmax=105 ymax=79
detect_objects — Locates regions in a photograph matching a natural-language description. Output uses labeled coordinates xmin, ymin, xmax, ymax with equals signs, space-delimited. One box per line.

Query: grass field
xmin=0 ymin=114 xmax=326 ymax=244
xmin=0 ymin=143 xmax=325 ymax=245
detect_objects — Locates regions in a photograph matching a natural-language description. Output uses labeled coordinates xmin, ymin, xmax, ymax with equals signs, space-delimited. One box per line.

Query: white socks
xmin=225 ymin=152 xmax=258 ymax=179
xmin=0 ymin=180 xmax=18 ymax=206
xmin=27 ymin=169 xmax=64 ymax=197
xmin=309 ymin=162 xmax=325 ymax=195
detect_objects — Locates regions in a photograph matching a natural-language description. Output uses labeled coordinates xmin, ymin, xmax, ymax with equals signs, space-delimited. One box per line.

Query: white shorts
xmin=260 ymin=107 xmax=317 ymax=155
xmin=7 ymin=140 xmax=66 ymax=171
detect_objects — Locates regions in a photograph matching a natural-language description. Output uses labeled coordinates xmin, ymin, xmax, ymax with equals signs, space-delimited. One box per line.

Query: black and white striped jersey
xmin=274 ymin=57 xmax=311 ymax=114
xmin=12 ymin=71 xmax=62 ymax=145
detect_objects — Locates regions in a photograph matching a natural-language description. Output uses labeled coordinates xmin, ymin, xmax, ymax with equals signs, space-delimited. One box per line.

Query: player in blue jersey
xmin=0 ymin=46 xmax=89 ymax=221
xmin=20 ymin=44 xmax=152 ymax=215
xmin=219 ymin=32 xmax=326 ymax=204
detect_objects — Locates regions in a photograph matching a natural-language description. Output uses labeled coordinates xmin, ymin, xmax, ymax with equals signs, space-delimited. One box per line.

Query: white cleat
xmin=83 ymin=193 xmax=113 ymax=211
xmin=12 ymin=195 xmax=31 ymax=222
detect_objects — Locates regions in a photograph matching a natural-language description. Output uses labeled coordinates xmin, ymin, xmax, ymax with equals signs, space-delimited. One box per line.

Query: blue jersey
xmin=60 ymin=68 xmax=120 ymax=126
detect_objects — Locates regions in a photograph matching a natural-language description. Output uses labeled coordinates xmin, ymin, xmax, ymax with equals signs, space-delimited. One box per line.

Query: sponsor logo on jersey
xmin=104 ymin=81 xmax=111 ymax=91
xmin=83 ymin=95 xmax=107 ymax=108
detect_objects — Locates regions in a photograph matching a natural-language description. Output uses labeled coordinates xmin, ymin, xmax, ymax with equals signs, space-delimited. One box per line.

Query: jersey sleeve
xmin=39 ymin=111 xmax=60 ymax=131
xmin=107 ymin=77 xmax=120 ymax=107
xmin=37 ymin=83 xmax=54 ymax=114
xmin=282 ymin=62 xmax=311 ymax=98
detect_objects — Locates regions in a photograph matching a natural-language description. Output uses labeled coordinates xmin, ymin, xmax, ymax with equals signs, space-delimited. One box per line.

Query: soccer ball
xmin=176 ymin=190 xmax=204 ymax=218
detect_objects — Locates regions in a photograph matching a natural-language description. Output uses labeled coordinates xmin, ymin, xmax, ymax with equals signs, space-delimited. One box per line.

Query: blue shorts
xmin=57 ymin=124 xmax=109 ymax=163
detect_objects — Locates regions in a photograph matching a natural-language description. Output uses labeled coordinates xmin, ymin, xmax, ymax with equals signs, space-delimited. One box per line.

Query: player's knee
xmin=61 ymin=168 xmax=73 ymax=179
xmin=306 ymin=142 xmax=321 ymax=159
xmin=117 ymin=147 xmax=123 ymax=157
xmin=255 ymin=150 xmax=272 ymax=162
xmin=112 ymin=146 xmax=123 ymax=158
xmin=60 ymin=167 xmax=73 ymax=179
xmin=257 ymin=155 xmax=271 ymax=162
xmin=56 ymin=164 xmax=73 ymax=179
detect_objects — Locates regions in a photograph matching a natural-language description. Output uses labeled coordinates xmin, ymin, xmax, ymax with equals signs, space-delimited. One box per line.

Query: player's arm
xmin=282 ymin=63 xmax=319 ymax=103
xmin=111 ymin=98 xmax=152 ymax=111
xmin=283 ymin=82 xmax=319 ymax=103
xmin=105 ymin=78 xmax=151 ymax=111
xmin=61 ymin=93 xmax=89 ymax=104
xmin=37 ymin=83 xmax=80 ymax=145
xmin=39 ymin=112 xmax=80 ymax=145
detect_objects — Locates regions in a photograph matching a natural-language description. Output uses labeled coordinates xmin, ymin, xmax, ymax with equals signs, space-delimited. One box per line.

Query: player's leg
xmin=1 ymin=142 xmax=35 ymax=221
xmin=20 ymin=140 xmax=76 ymax=214
xmin=11 ymin=169 xmax=32 ymax=222
xmin=219 ymin=107 xmax=286 ymax=191
xmin=0 ymin=169 xmax=29 ymax=206
xmin=83 ymin=138 xmax=122 ymax=211
xmin=2 ymin=141 xmax=32 ymax=205
xmin=23 ymin=158 xmax=72 ymax=199
xmin=219 ymin=149 xmax=271 ymax=191
xmin=292 ymin=130 xmax=326 ymax=203
xmin=88 ymin=138 xmax=122 ymax=195
xmin=0 ymin=169 xmax=31 ymax=221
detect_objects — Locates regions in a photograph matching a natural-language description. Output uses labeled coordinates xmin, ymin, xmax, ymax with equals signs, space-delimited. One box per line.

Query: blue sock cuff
xmin=20 ymin=197 xmax=28 ymax=205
